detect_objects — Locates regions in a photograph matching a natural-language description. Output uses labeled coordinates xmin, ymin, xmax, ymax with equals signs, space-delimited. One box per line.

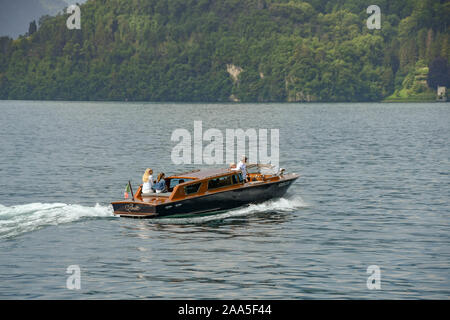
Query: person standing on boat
xmin=233 ymin=156 xmax=248 ymax=182
xmin=153 ymin=173 xmax=167 ymax=193
xmin=142 ymin=168 xmax=154 ymax=194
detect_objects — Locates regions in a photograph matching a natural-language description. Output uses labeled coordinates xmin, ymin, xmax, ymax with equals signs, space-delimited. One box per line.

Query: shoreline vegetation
xmin=1 ymin=99 xmax=446 ymax=104
xmin=382 ymin=92 xmax=436 ymax=102
xmin=0 ymin=0 xmax=449 ymax=103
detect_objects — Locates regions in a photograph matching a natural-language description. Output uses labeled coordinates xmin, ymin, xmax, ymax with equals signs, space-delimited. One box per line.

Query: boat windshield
xmin=168 ymin=178 xmax=194 ymax=191
xmin=247 ymin=164 xmax=277 ymax=175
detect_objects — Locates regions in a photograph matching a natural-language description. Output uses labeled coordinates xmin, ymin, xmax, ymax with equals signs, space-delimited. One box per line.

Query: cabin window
xmin=185 ymin=183 xmax=201 ymax=195
xmin=169 ymin=178 xmax=194 ymax=192
xmin=169 ymin=178 xmax=193 ymax=189
xmin=237 ymin=173 xmax=244 ymax=183
xmin=232 ymin=175 xmax=238 ymax=184
xmin=208 ymin=175 xmax=233 ymax=189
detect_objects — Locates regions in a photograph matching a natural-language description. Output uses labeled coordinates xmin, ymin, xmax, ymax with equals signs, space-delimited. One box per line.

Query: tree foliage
xmin=0 ymin=0 xmax=448 ymax=102
xmin=28 ymin=21 xmax=37 ymax=36
xmin=427 ymin=57 xmax=449 ymax=89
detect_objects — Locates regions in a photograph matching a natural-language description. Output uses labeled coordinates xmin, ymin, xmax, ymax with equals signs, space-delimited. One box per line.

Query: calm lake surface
xmin=0 ymin=101 xmax=449 ymax=299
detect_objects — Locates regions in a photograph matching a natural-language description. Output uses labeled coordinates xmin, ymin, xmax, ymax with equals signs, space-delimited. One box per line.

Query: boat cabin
xmin=134 ymin=164 xmax=282 ymax=204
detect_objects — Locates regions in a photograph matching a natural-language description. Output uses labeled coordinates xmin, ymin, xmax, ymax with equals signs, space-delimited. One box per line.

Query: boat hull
xmin=112 ymin=176 xmax=298 ymax=218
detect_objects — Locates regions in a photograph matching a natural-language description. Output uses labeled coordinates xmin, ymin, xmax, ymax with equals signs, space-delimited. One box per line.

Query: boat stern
xmin=111 ymin=201 xmax=158 ymax=218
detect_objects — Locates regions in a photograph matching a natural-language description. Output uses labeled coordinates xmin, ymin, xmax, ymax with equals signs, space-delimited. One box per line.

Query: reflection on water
xmin=119 ymin=195 xmax=304 ymax=240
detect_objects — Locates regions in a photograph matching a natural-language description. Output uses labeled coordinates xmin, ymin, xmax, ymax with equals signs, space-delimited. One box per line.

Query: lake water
xmin=0 ymin=101 xmax=449 ymax=299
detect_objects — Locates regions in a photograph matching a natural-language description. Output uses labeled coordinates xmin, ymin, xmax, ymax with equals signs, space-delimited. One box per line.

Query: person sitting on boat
xmin=142 ymin=168 xmax=154 ymax=194
xmin=232 ymin=156 xmax=248 ymax=182
xmin=152 ymin=173 xmax=167 ymax=193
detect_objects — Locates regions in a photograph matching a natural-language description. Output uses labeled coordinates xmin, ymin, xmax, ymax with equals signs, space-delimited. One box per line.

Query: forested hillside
xmin=0 ymin=0 xmax=449 ymax=102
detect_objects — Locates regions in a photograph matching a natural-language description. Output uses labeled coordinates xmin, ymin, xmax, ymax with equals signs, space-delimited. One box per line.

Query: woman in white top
xmin=142 ymin=168 xmax=154 ymax=194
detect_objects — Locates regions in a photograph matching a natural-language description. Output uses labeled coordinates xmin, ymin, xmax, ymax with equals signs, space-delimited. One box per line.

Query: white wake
xmin=150 ymin=196 xmax=309 ymax=225
xmin=0 ymin=203 xmax=114 ymax=239
xmin=0 ymin=196 xmax=308 ymax=237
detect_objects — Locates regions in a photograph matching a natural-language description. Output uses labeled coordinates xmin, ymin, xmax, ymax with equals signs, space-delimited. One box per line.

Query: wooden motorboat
xmin=111 ymin=164 xmax=299 ymax=218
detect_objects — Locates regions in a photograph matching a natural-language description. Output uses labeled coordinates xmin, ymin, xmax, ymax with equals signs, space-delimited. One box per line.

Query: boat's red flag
xmin=124 ymin=182 xmax=131 ymax=199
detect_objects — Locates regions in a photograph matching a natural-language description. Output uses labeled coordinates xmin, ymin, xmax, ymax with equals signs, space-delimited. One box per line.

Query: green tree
xmin=427 ymin=57 xmax=449 ymax=89
xmin=28 ymin=20 xmax=37 ymax=35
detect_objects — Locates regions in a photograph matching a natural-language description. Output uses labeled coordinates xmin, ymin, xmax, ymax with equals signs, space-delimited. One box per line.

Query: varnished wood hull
xmin=112 ymin=175 xmax=298 ymax=218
